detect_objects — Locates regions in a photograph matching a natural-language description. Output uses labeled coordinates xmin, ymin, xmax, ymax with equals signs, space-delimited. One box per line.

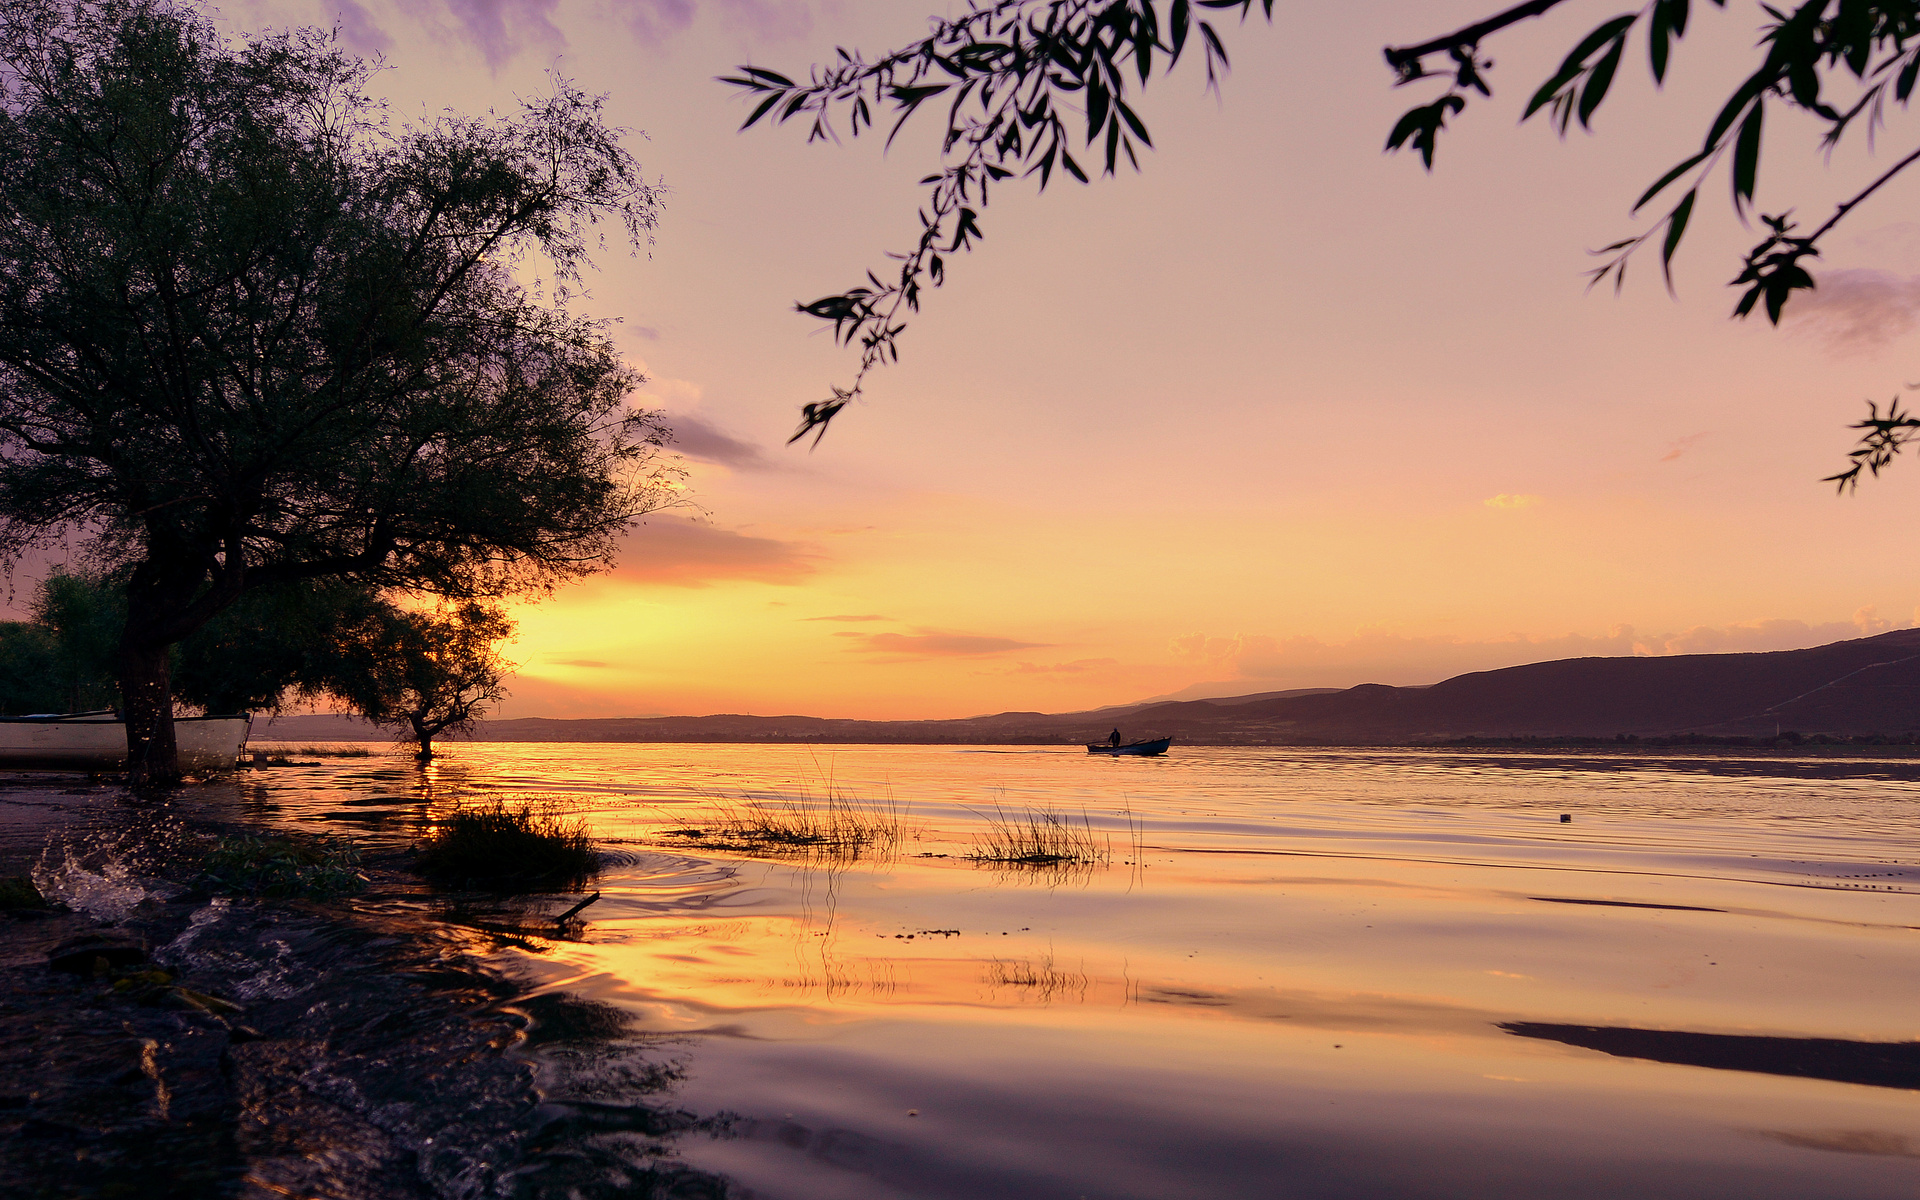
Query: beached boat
xmin=1086 ymin=736 xmax=1173 ymax=756
xmin=0 ymin=711 xmax=251 ymax=771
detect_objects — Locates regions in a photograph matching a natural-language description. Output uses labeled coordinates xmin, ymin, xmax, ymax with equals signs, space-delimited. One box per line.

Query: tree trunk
xmin=120 ymin=639 xmax=178 ymax=784
xmin=410 ymin=713 xmax=434 ymax=761
xmin=118 ymin=551 xmax=226 ymax=786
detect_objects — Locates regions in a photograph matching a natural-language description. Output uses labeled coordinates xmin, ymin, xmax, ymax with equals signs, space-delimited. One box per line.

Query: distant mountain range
xmin=261 ymin=629 xmax=1920 ymax=747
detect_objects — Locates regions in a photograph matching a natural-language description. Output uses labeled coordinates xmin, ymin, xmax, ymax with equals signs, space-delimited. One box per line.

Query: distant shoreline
xmin=256 ymin=727 xmax=1920 ymax=755
xmin=260 ymin=629 xmax=1920 ymax=750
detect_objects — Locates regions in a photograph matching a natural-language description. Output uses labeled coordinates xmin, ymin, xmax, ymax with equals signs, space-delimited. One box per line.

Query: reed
xmin=416 ymin=801 xmax=598 ymax=892
xmin=662 ymin=787 xmax=904 ymax=861
xmin=296 ymin=743 xmax=375 ymax=758
xmin=967 ymin=802 xmax=1109 ymax=868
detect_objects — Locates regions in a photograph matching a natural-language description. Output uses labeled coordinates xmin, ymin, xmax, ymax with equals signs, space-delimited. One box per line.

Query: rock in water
xmin=47 ymin=933 xmax=146 ymax=974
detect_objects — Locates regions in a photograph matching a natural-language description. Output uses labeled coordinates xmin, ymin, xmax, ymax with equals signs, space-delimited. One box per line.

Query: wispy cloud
xmin=1006 ymin=658 xmax=1120 ymax=675
xmin=666 ymin=412 xmax=778 ymax=471
xmin=552 ymin=658 xmax=609 ymax=668
xmin=394 ymin=0 xmax=563 ymax=69
xmin=612 ymin=517 xmax=817 ymax=587
xmin=1784 ymin=268 xmax=1920 ymax=351
xmin=1659 ymin=432 xmax=1709 ymax=463
xmin=1483 ymin=493 xmax=1541 ymax=509
xmin=1171 ymin=606 xmax=1909 ymax=689
xmin=803 ymin=613 xmax=890 ymax=622
xmin=847 ymin=630 xmax=1052 ymax=658
xmin=331 ymin=0 xmax=392 ymax=55
xmin=622 ymin=0 xmax=815 ymax=47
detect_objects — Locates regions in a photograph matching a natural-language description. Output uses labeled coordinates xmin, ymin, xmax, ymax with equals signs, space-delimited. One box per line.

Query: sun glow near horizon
xmin=149 ymin=1 xmax=1920 ymax=717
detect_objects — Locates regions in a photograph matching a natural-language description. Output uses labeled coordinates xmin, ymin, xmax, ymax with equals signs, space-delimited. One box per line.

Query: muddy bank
xmin=0 ymin=784 xmax=735 ymax=1200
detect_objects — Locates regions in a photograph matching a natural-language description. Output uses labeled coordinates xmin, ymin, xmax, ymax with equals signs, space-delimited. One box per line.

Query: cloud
xmin=612 ymin=516 xmax=817 ymax=587
xmin=803 ymin=613 xmax=890 ymax=622
xmin=619 ymin=0 xmax=694 ymax=45
xmin=551 ymin=658 xmax=609 ymax=668
xmin=341 ymin=1 xmax=814 ymax=74
xmin=393 ymin=0 xmax=562 ymax=68
xmin=1783 ymin=268 xmax=1920 ymax=350
xmin=1483 ymin=493 xmax=1541 ymax=509
xmin=666 ymin=412 xmax=777 ymax=471
xmin=846 ymin=631 xmax=1052 ymax=658
xmin=330 ymin=0 xmax=392 ymax=55
xmin=1006 ymin=658 xmax=1120 ymax=676
xmin=1170 ymin=607 xmax=1912 ymax=690
xmin=1658 ymin=606 xmax=1893 ymax=654
xmin=1659 ymin=432 xmax=1708 ymax=463
xmin=621 ymin=0 xmax=814 ymax=46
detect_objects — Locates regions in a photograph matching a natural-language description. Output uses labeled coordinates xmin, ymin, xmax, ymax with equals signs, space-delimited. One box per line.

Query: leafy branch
xmin=1387 ymin=2 xmax=1920 ymax=321
xmin=1827 ymin=396 xmax=1920 ymax=490
xmin=721 ymin=0 xmax=1275 ymax=443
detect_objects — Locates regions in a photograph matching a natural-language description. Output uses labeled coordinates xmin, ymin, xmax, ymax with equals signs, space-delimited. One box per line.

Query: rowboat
xmin=1086 ymin=736 xmax=1172 ymax=756
xmin=0 ymin=711 xmax=251 ymax=771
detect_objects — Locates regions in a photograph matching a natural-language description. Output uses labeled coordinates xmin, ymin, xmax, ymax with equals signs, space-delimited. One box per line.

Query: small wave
xmin=31 ymin=834 xmax=148 ymax=922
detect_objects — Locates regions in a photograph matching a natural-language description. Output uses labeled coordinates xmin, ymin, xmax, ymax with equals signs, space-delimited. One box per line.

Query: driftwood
xmin=555 ymin=891 xmax=601 ymax=924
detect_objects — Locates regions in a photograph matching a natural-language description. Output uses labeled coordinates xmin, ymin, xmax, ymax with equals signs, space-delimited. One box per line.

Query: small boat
xmin=0 ymin=711 xmax=251 ymax=771
xmin=1087 ymin=736 xmax=1172 ymax=756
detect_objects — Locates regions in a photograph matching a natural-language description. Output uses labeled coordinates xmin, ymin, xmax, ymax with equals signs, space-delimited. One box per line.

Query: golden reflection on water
xmin=249 ymin=742 xmax=1920 ymax=1198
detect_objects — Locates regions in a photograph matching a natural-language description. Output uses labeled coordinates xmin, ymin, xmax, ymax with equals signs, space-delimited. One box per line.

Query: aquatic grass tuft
xmin=0 ymin=874 xmax=47 ymax=909
xmin=194 ymin=833 xmax=366 ymax=899
xmin=296 ymin=743 xmax=374 ymax=757
xmin=967 ymin=802 xmax=1109 ymax=869
xmin=661 ymin=787 xmax=905 ymax=861
xmin=416 ymin=801 xmax=598 ymax=892
xmin=985 ymin=952 xmax=1089 ymax=1002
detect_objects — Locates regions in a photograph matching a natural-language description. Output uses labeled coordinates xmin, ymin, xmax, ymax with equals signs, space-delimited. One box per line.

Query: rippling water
xmin=254 ymin=743 xmax=1920 ymax=1198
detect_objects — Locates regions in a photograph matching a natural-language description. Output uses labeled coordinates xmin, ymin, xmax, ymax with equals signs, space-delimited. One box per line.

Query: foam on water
xmin=31 ymin=832 xmax=149 ymax=921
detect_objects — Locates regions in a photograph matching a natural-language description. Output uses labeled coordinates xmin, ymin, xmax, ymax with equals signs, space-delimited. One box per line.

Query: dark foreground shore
xmin=0 ymin=783 xmax=731 ymax=1200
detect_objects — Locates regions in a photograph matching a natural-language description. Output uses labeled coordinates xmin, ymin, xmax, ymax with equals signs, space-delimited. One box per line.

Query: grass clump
xmin=0 ymin=874 xmax=47 ymax=910
xmin=967 ymin=804 xmax=1109 ymax=869
xmin=416 ymin=802 xmax=597 ymax=892
xmin=195 ymin=834 xmax=366 ymax=899
xmin=662 ymin=788 xmax=904 ymax=861
xmin=297 ymin=743 xmax=373 ymax=758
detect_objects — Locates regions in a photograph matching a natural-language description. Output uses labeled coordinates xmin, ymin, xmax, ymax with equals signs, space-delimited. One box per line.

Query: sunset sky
xmin=185 ymin=1 xmax=1920 ymax=717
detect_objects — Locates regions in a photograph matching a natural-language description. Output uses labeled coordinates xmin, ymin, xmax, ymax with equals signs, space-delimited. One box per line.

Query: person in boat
xmin=1109 ymin=728 xmax=1121 ymax=746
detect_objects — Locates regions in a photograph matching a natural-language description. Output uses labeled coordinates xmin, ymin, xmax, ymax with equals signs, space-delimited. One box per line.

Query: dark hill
xmin=1110 ymin=629 xmax=1920 ymax=743
xmin=260 ymin=630 xmax=1920 ymax=746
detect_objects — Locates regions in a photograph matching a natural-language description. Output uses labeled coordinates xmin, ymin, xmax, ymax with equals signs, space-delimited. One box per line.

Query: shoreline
xmin=256 ymin=735 xmax=1920 ymax=759
xmin=0 ymin=784 xmax=730 ymax=1200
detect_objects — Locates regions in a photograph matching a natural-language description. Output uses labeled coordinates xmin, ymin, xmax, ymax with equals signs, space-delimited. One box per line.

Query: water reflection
xmin=1502 ymin=1022 xmax=1920 ymax=1091
xmin=241 ymin=743 xmax=1920 ymax=1198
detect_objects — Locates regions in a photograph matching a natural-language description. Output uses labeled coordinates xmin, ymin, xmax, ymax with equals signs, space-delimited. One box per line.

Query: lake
xmin=253 ymin=742 xmax=1920 ymax=1198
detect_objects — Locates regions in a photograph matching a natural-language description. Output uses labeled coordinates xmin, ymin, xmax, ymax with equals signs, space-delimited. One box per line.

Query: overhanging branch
xmin=1384 ymin=0 xmax=1577 ymax=75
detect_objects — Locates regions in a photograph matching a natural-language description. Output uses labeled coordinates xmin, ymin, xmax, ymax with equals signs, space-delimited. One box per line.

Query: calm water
xmin=254 ymin=743 xmax=1920 ymax=1198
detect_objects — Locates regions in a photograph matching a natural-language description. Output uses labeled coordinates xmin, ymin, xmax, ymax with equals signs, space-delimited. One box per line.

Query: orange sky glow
xmin=186 ymin=2 xmax=1920 ymax=717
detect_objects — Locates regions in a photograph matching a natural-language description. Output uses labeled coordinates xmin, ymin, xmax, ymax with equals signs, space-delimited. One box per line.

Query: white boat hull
xmin=0 ymin=714 xmax=251 ymax=771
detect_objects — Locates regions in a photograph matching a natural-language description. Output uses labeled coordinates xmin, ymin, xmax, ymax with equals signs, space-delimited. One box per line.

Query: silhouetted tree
xmin=30 ymin=570 xmax=121 ymax=712
xmin=172 ymin=579 xmax=385 ymax=716
xmin=312 ymin=601 xmax=514 ymax=760
xmin=730 ymin=1 xmax=1920 ymax=480
xmin=0 ymin=568 xmax=390 ymax=719
xmin=0 ymin=0 xmax=675 ymax=781
xmin=0 ymin=621 xmax=56 ymax=714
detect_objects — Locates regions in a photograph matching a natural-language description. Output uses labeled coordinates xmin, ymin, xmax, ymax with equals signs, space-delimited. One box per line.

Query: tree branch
xmin=1805 ymin=140 xmax=1920 ymax=244
xmin=1384 ymin=0 xmax=1578 ymax=75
